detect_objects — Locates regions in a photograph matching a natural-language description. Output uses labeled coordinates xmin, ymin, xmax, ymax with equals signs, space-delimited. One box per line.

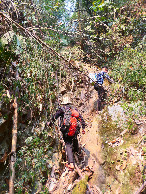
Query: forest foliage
xmin=0 ymin=0 xmax=145 ymax=193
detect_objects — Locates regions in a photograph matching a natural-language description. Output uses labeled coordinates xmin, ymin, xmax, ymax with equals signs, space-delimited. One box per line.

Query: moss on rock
xmin=72 ymin=175 xmax=88 ymax=194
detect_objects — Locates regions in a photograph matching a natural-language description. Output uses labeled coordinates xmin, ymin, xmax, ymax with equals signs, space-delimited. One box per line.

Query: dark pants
xmin=94 ymin=83 xmax=107 ymax=111
xmin=63 ymin=135 xmax=79 ymax=164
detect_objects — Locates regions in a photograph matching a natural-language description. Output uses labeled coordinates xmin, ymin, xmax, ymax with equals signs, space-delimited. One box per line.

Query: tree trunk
xmin=78 ymin=0 xmax=81 ymax=32
xmin=9 ymin=97 xmax=18 ymax=194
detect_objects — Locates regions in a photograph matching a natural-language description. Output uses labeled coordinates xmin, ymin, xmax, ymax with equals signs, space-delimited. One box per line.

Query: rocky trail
xmin=45 ymin=62 xmax=110 ymax=193
xmin=0 ymin=59 xmax=144 ymax=194
xmin=45 ymin=61 xmax=146 ymax=194
xmin=0 ymin=60 xmax=145 ymax=193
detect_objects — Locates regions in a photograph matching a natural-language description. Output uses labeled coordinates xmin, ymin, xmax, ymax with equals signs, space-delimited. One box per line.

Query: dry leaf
xmin=120 ymin=160 xmax=127 ymax=170
xmin=116 ymin=165 xmax=121 ymax=171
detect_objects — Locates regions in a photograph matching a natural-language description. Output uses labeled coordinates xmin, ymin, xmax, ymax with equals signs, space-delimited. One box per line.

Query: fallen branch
xmin=108 ymin=128 xmax=129 ymax=147
xmin=108 ymin=137 xmax=124 ymax=147
xmin=74 ymin=163 xmax=93 ymax=194
xmin=135 ymin=181 xmax=146 ymax=194
xmin=120 ymin=128 xmax=129 ymax=136
xmin=137 ymin=136 xmax=145 ymax=146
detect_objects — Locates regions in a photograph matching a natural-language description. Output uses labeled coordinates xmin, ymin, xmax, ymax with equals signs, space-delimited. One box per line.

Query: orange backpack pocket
xmin=68 ymin=117 xmax=77 ymax=136
xmin=71 ymin=109 xmax=79 ymax=118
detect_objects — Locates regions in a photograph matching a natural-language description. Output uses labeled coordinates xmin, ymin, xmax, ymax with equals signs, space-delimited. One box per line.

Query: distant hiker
xmin=94 ymin=66 xmax=113 ymax=111
xmin=47 ymin=94 xmax=86 ymax=171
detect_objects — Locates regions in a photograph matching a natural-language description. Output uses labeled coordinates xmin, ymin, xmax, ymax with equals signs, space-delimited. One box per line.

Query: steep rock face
xmin=43 ymin=62 xmax=106 ymax=193
xmin=52 ymin=61 xmax=146 ymax=193
xmin=1 ymin=59 xmax=145 ymax=193
xmin=81 ymin=113 xmax=106 ymax=191
xmin=97 ymin=103 xmax=145 ymax=193
xmin=108 ymin=102 xmax=127 ymax=128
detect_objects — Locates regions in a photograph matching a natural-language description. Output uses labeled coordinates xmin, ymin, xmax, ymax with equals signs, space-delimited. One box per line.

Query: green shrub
xmin=110 ymin=44 xmax=145 ymax=101
xmin=14 ymin=130 xmax=54 ymax=193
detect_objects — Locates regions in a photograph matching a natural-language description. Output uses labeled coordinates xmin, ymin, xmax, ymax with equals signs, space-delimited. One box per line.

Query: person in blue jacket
xmin=94 ymin=66 xmax=113 ymax=111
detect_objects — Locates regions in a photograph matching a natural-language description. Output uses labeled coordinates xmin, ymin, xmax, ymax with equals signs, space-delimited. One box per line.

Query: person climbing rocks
xmin=47 ymin=94 xmax=86 ymax=171
xmin=94 ymin=66 xmax=113 ymax=112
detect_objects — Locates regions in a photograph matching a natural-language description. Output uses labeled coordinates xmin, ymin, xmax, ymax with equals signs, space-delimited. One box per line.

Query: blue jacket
xmin=96 ymin=71 xmax=113 ymax=85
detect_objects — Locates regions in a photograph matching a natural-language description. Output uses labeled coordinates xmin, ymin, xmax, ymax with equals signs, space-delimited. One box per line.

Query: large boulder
xmin=108 ymin=102 xmax=127 ymax=128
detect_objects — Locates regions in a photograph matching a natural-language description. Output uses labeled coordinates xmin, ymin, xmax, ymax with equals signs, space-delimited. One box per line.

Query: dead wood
xmin=135 ymin=181 xmax=146 ymax=194
xmin=52 ymin=169 xmax=77 ymax=194
xmin=0 ymin=152 xmax=8 ymax=163
xmin=74 ymin=163 xmax=94 ymax=194
xmin=75 ymin=163 xmax=83 ymax=177
xmin=120 ymin=128 xmax=129 ymax=136
xmin=9 ymin=97 xmax=18 ymax=194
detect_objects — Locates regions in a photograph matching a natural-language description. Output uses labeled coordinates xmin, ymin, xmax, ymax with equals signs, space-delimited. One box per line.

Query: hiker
xmin=94 ymin=66 xmax=113 ymax=111
xmin=47 ymin=94 xmax=86 ymax=170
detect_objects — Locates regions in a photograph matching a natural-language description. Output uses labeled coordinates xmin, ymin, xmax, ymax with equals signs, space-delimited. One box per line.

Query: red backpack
xmin=63 ymin=107 xmax=80 ymax=136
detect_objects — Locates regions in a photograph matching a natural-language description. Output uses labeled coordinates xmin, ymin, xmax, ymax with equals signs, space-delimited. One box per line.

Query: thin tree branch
xmin=75 ymin=163 xmax=94 ymax=194
xmin=71 ymin=15 xmax=110 ymax=30
xmin=135 ymin=181 xmax=146 ymax=194
xmin=9 ymin=97 xmax=18 ymax=194
xmin=9 ymin=61 xmax=19 ymax=194
xmin=0 ymin=12 xmax=96 ymax=83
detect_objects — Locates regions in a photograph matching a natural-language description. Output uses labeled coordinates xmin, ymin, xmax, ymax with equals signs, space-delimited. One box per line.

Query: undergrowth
xmin=14 ymin=126 xmax=58 ymax=193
